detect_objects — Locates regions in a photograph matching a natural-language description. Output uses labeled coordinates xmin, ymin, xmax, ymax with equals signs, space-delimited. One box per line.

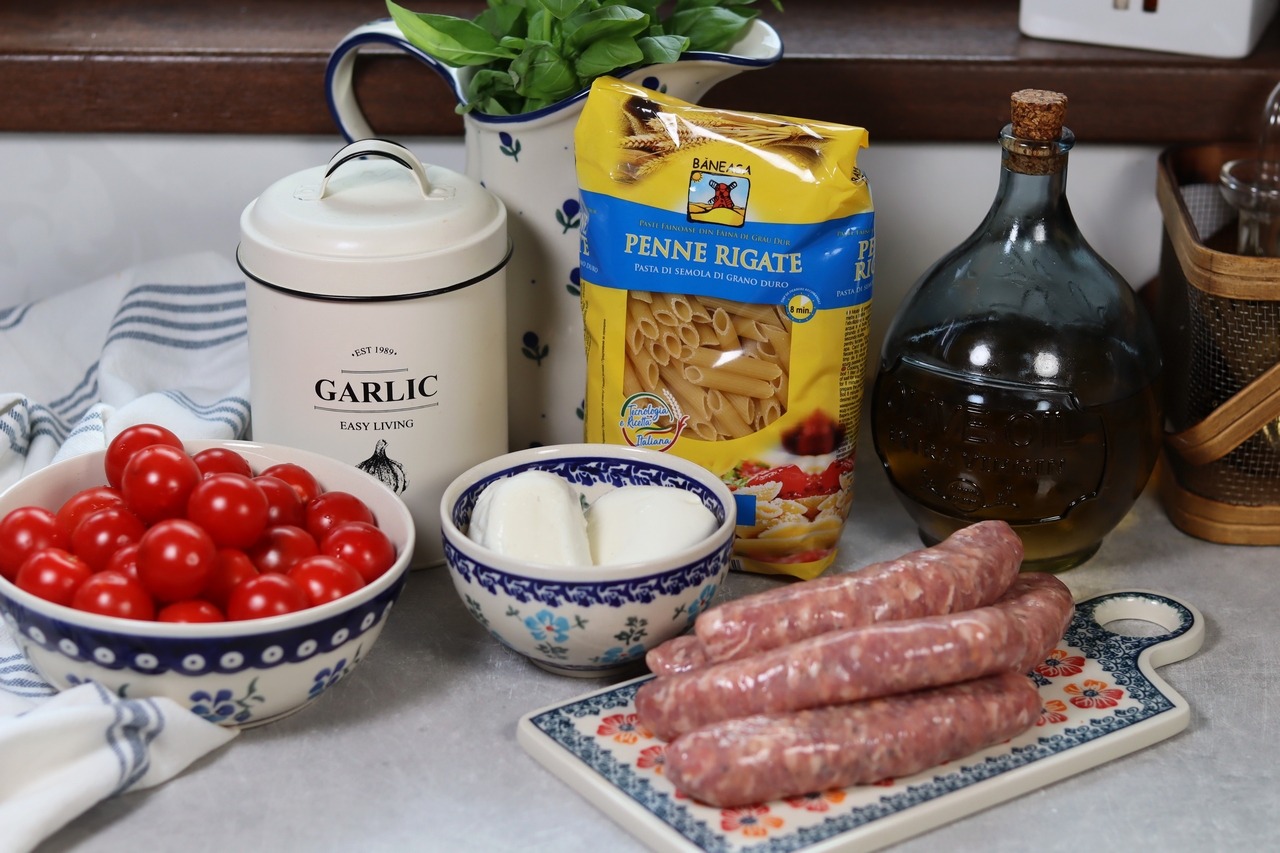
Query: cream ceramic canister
xmin=239 ymin=139 xmax=509 ymax=568
xmin=325 ymin=18 xmax=783 ymax=450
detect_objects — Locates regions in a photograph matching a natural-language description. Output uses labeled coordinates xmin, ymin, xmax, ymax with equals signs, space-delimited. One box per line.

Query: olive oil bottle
xmin=871 ymin=90 xmax=1162 ymax=571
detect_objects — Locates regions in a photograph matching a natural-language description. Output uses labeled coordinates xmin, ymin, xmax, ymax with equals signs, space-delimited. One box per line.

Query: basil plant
xmin=386 ymin=0 xmax=781 ymax=116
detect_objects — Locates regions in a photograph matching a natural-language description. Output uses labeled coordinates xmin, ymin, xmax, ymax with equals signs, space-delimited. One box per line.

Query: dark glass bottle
xmin=871 ymin=91 xmax=1162 ymax=571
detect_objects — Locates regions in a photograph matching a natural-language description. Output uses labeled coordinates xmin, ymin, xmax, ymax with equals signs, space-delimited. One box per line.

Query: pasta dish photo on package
xmin=576 ymin=78 xmax=874 ymax=580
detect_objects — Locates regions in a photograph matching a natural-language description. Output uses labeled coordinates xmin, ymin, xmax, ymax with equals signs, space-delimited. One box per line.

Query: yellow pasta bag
xmin=576 ymin=78 xmax=874 ymax=580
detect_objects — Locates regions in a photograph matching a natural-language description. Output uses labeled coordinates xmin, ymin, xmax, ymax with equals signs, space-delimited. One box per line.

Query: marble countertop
xmin=39 ymin=442 xmax=1278 ymax=853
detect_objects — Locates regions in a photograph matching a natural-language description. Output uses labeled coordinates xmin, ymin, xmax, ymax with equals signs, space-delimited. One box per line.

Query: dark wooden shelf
xmin=2 ymin=0 xmax=1278 ymax=142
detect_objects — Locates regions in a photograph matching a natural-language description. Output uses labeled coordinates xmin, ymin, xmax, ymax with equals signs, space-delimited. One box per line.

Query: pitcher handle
xmin=325 ymin=18 xmax=466 ymax=143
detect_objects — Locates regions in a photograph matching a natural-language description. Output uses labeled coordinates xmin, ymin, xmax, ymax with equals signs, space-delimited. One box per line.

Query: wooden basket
xmin=1157 ymin=144 xmax=1280 ymax=544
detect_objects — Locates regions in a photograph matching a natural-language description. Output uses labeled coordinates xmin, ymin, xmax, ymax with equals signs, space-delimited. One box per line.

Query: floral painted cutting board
xmin=517 ymin=590 xmax=1204 ymax=853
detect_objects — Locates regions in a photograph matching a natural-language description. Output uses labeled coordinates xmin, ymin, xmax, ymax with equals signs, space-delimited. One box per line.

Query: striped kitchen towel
xmin=0 ymin=251 xmax=250 ymax=493
xmin=0 ymin=621 xmax=235 ymax=853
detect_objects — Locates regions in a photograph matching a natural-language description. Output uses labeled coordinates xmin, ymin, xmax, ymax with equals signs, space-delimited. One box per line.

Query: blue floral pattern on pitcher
xmin=499 ymin=131 xmax=521 ymax=162
xmin=557 ymin=198 xmax=581 ymax=233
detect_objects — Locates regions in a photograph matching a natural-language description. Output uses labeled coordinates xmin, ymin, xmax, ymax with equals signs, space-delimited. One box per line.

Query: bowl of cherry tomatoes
xmin=0 ymin=426 xmax=414 ymax=727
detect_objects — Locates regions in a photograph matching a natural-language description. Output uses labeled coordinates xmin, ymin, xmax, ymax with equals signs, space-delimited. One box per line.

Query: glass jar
xmin=870 ymin=103 xmax=1162 ymax=571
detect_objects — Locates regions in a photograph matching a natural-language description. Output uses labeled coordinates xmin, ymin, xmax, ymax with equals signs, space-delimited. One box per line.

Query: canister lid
xmin=238 ymin=139 xmax=508 ymax=299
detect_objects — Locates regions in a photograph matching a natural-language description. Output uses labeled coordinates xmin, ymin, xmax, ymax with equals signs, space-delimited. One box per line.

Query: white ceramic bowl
xmin=440 ymin=444 xmax=736 ymax=677
xmin=0 ymin=440 xmax=414 ymax=728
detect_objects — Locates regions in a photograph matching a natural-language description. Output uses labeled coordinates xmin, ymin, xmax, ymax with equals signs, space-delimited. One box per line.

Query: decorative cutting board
xmin=517 ymin=590 xmax=1204 ymax=853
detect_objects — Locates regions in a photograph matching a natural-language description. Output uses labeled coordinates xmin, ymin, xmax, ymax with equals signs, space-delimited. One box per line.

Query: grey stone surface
xmin=38 ymin=439 xmax=1278 ymax=853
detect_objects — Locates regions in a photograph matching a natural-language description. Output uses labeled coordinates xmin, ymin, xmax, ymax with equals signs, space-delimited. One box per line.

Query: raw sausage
xmin=646 ymin=635 xmax=707 ymax=675
xmin=663 ymin=671 xmax=1041 ymax=807
xmin=646 ymin=520 xmax=1023 ymax=676
xmin=636 ymin=573 xmax=1071 ymax=740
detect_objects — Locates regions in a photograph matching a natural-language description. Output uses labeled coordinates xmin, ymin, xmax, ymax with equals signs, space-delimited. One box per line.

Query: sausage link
xmin=636 ymin=573 xmax=1071 ymax=741
xmin=664 ymin=672 xmax=1041 ymax=807
xmin=646 ymin=635 xmax=707 ymax=675
xmin=672 ymin=520 xmax=1022 ymax=670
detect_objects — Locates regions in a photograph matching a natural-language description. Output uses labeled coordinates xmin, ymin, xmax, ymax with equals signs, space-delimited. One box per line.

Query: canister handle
xmin=319 ymin=138 xmax=433 ymax=200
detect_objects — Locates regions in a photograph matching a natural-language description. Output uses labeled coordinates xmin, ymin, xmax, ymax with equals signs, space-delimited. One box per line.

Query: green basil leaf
xmin=499 ymin=35 xmax=527 ymax=49
xmin=564 ymin=6 xmax=649 ymax=52
xmin=574 ymin=33 xmax=644 ymax=79
xmin=483 ymin=97 xmax=511 ymax=115
xmin=387 ymin=2 xmax=516 ymax=66
xmin=647 ymin=22 xmax=665 ymax=36
xmin=666 ymin=6 xmax=753 ymax=52
xmin=487 ymin=0 xmax=527 ymax=7
xmin=475 ymin=4 xmax=526 ymax=39
xmin=510 ymin=44 xmax=581 ymax=101
xmin=602 ymin=0 xmax=661 ymax=16
xmin=539 ymin=0 xmax=587 ymax=20
xmin=636 ymin=34 xmax=688 ymax=64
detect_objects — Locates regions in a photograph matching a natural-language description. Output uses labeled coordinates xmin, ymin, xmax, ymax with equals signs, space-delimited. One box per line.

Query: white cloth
xmin=0 ymin=252 xmax=251 ymax=851
xmin=0 ymin=251 xmax=251 ymax=493
xmin=0 ymin=622 xmax=237 ymax=853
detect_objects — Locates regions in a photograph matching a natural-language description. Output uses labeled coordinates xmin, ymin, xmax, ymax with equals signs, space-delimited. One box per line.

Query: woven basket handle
xmin=1166 ymin=361 xmax=1280 ymax=465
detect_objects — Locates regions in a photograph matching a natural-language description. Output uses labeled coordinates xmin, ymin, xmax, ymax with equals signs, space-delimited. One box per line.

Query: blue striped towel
xmin=0 ymin=622 xmax=235 ymax=853
xmin=0 ymin=251 xmax=251 ymax=492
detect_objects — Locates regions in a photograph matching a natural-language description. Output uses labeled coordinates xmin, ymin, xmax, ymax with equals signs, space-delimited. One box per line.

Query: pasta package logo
xmin=687 ymin=170 xmax=749 ymax=228
xmin=619 ymin=391 xmax=688 ymax=451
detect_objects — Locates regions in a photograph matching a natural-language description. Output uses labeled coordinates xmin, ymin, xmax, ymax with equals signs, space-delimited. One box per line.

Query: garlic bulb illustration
xmin=357 ymin=439 xmax=408 ymax=495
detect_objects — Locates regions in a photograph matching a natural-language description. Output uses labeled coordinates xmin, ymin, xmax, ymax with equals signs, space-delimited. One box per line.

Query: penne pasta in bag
xmin=576 ymin=78 xmax=874 ymax=580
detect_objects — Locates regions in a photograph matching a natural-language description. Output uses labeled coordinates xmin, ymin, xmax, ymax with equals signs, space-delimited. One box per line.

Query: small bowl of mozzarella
xmin=439 ymin=444 xmax=736 ymax=677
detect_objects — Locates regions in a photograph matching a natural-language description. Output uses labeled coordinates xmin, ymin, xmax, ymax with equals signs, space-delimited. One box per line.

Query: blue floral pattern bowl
xmin=440 ymin=444 xmax=736 ymax=677
xmin=0 ymin=440 xmax=415 ymax=727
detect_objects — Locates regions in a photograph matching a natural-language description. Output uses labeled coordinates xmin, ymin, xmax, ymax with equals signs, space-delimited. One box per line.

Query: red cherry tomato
xmin=226 ymin=573 xmax=309 ymax=621
xmin=55 ymin=487 xmax=125 ymax=538
xmin=15 ymin=549 xmax=91 ymax=606
xmin=261 ymin=463 xmax=321 ymax=505
xmin=246 ymin=525 xmax=318 ymax=574
xmin=121 ymin=444 xmax=202 ymax=524
xmin=255 ymin=476 xmax=305 ymax=528
xmin=0 ymin=507 xmax=68 ymax=582
xmin=105 ymin=424 xmax=182 ymax=489
xmin=288 ymin=555 xmax=365 ymax=607
xmin=186 ymin=473 xmax=269 ymax=550
xmin=201 ymin=548 xmax=259 ymax=611
xmin=105 ymin=543 xmax=141 ymax=583
xmin=305 ymin=492 xmax=374 ymax=542
xmin=70 ymin=507 xmax=147 ymax=573
xmin=158 ymin=599 xmax=225 ymax=623
xmin=72 ymin=570 xmax=156 ymax=620
xmin=192 ymin=447 xmax=253 ymax=479
xmin=321 ymin=522 xmax=396 ymax=584
xmin=137 ymin=518 xmax=217 ymax=602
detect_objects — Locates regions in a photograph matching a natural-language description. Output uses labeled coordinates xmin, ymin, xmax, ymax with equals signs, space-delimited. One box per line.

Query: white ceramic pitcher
xmin=327 ymin=18 xmax=782 ymax=450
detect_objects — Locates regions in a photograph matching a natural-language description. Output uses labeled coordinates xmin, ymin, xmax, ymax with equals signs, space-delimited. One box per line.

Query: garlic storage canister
xmin=239 ymin=139 xmax=509 ymax=567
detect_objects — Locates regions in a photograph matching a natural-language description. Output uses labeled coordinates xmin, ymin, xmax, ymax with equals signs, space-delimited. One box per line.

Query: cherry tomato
xmin=226 ymin=573 xmax=309 ymax=621
xmin=105 ymin=423 xmax=183 ymax=488
xmin=261 ymin=463 xmax=321 ymax=505
xmin=186 ymin=473 xmax=269 ymax=550
xmin=305 ymin=492 xmax=374 ymax=542
xmin=72 ymin=570 xmax=156 ymax=620
xmin=15 ymin=549 xmax=91 ymax=606
xmin=0 ymin=507 xmax=68 ymax=582
xmin=321 ymin=522 xmax=396 ymax=583
xmin=158 ymin=599 xmax=225 ymax=623
xmin=55 ymin=486 xmax=125 ymax=538
xmin=255 ymin=475 xmax=305 ymax=528
xmin=70 ymin=507 xmax=147 ymax=573
xmin=288 ymin=555 xmax=365 ymax=607
xmin=246 ymin=525 xmax=318 ymax=574
xmin=105 ymin=543 xmax=141 ymax=583
xmin=121 ymin=444 xmax=202 ymax=524
xmin=201 ymin=548 xmax=259 ymax=611
xmin=192 ymin=447 xmax=253 ymax=479
xmin=137 ymin=518 xmax=217 ymax=602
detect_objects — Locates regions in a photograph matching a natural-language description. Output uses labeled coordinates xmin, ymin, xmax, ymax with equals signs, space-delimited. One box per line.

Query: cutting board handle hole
xmin=1091 ymin=595 xmax=1184 ymax=636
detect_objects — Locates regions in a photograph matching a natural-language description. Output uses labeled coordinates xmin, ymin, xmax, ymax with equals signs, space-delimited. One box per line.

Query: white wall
xmin=0 ymin=134 xmax=1161 ymax=366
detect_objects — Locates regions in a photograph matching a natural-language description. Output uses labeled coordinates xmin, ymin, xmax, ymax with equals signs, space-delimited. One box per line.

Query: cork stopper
xmin=1011 ymin=89 xmax=1067 ymax=141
